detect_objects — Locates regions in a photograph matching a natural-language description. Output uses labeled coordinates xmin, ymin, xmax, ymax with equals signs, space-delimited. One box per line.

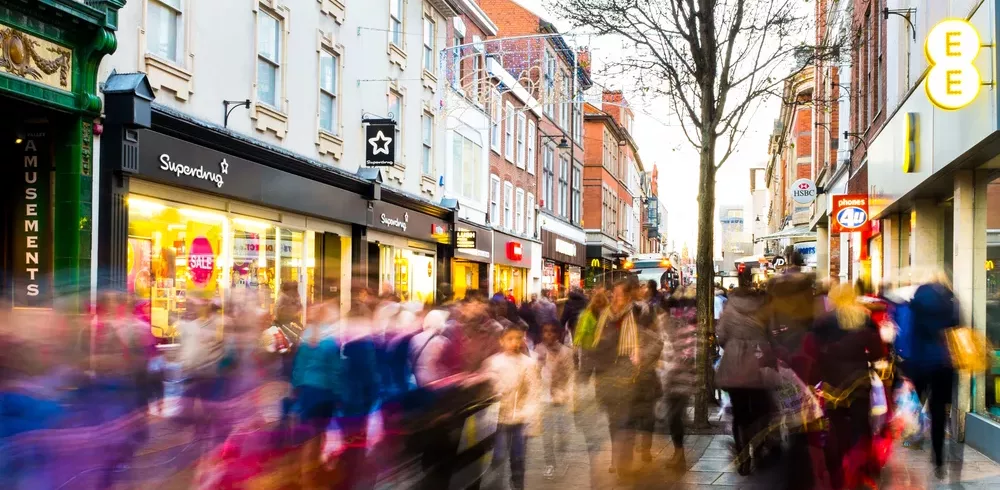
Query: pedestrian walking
xmin=628 ymin=299 xmax=664 ymax=464
xmin=484 ymin=326 xmax=541 ymax=490
xmin=661 ymin=286 xmax=698 ymax=469
xmin=535 ymin=322 xmax=575 ymax=479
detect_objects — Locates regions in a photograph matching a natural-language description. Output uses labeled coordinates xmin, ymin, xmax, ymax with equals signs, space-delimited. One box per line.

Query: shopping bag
xmin=945 ymin=327 xmax=992 ymax=372
xmin=870 ymin=372 xmax=888 ymax=433
xmin=768 ymin=364 xmax=824 ymax=430
xmin=892 ymin=379 xmax=927 ymax=441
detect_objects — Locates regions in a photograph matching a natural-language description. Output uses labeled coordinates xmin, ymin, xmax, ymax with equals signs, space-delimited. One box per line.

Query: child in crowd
xmin=534 ymin=322 xmax=575 ymax=479
xmin=484 ymin=326 xmax=540 ymax=490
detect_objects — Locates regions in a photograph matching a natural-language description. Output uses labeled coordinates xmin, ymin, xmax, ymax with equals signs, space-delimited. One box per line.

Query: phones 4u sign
xmin=365 ymin=118 xmax=396 ymax=167
xmin=831 ymin=194 xmax=870 ymax=234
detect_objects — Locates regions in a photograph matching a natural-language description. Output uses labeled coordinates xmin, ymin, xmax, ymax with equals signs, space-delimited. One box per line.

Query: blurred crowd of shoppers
xmin=0 ymin=248 xmax=978 ymax=490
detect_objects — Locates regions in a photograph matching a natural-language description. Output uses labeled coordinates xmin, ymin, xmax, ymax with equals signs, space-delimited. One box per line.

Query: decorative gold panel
xmin=0 ymin=27 xmax=72 ymax=90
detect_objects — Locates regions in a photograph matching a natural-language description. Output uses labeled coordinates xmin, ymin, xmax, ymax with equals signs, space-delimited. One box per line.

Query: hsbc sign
xmin=791 ymin=178 xmax=817 ymax=205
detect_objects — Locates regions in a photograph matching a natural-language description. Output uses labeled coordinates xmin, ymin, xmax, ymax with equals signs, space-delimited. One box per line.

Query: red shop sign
xmin=506 ymin=241 xmax=523 ymax=261
xmin=831 ymin=194 xmax=870 ymax=234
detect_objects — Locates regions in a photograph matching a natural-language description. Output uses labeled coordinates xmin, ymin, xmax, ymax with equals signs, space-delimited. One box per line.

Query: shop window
xmin=984 ymin=176 xmax=1000 ymax=419
xmin=126 ymin=196 xmax=314 ymax=340
xmin=378 ymin=244 xmax=436 ymax=304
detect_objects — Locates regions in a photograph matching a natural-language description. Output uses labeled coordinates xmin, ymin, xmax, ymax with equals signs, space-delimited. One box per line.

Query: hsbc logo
xmin=836 ymin=206 xmax=868 ymax=229
xmin=797 ymin=182 xmax=810 ymax=190
xmin=790 ymin=178 xmax=816 ymax=205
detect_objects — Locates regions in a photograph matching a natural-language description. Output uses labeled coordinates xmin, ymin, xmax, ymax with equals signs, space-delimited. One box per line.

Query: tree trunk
xmin=692 ymin=141 xmax=717 ymax=428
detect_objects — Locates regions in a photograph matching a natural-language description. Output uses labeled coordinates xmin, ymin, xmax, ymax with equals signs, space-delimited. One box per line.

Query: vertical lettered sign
xmin=13 ymin=129 xmax=52 ymax=307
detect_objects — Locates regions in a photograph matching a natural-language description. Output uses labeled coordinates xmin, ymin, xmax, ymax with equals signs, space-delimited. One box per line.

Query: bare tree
xmin=551 ymin=0 xmax=836 ymax=426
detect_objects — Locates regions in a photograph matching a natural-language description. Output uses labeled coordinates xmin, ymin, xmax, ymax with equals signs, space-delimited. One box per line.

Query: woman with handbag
xmin=591 ymin=281 xmax=641 ymax=480
xmin=714 ymin=287 xmax=773 ymax=475
xmin=904 ymin=274 xmax=959 ymax=479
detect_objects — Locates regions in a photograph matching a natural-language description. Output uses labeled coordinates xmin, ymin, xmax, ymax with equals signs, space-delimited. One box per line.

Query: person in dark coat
xmin=559 ymin=288 xmax=588 ymax=341
xmin=903 ymin=278 xmax=958 ymax=477
xmin=628 ymin=301 xmax=664 ymax=463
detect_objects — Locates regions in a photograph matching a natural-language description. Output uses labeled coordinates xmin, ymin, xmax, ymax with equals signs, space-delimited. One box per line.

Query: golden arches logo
xmin=925 ymin=19 xmax=982 ymax=110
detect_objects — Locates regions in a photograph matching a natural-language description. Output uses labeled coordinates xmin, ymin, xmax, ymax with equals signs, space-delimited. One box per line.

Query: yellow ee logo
xmin=925 ymin=19 xmax=982 ymax=110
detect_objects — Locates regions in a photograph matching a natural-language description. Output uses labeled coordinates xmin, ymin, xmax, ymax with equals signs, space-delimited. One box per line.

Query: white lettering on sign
xmin=836 ymin=198 xmax=867 ymax=207
xmin=555 ymin=238 xmax=576 ymax=257
xmin=925 ymin=19 xmax=982 ymax=110
xmin=159 ymin=154 xmax=227 ymax=188
xmin=380 ymin=212 xmax=408 ymax=232
xmin=22 ymin=137 xmax=40 ymax=297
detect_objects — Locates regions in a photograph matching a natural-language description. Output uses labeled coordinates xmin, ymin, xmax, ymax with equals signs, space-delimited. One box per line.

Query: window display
xmin=127 ymin=195 xmax=314 ymax=340
xmin=377 ymin=244 xmax=436 ymax=304
xmin=985 ymin=176 xmax=1000 ymax=419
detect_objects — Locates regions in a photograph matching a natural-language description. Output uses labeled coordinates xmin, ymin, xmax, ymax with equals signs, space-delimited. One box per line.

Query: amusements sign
xmin=13 ymin=129 xmax=52 ymax=307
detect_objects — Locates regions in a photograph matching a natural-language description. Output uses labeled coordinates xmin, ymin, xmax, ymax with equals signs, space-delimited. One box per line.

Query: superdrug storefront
xmin=96 ymin=74 xmax=452 ymax=337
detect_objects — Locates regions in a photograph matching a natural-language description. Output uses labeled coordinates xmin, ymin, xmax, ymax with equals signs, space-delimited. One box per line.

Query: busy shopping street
xmin=4 ymin=0 xmax=1000 ymax=489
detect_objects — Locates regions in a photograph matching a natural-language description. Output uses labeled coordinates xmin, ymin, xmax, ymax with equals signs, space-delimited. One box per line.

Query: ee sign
xmin=791 ymin=178 xmax=817 ymax=205
xmin=925 ymin=19 xmax=982 ymax=110
xmin=830 ymin=194 xmax=870 ymax=233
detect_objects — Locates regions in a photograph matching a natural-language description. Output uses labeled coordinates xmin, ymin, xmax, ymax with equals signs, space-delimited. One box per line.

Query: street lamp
xmin=540 ymin=132 xmax=570 ymax=149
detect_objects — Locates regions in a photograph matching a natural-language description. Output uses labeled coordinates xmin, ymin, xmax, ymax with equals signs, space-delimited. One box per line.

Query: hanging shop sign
xmin=364 ymin=118 xmax=396 ymax=167
xmin=13 ymin=128 xmax=52 ymax=307
xmin=925 ymin=19 xmax=982 ymax=110
xmin=903 ymin=113 xmax=918 ymax=173
xmin=831 ymin=194 xmax=871 ymax=233
xmin=791 ymin=178 xmax=817 ymax=205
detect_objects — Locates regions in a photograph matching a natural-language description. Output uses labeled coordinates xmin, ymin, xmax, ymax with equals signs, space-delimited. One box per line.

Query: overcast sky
xmin=514 ymin=0 xmax=783 ymax=253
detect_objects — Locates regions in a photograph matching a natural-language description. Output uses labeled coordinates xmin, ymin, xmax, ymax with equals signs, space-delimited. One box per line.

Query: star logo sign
xmin=220 ymin=159 xmax=229 ymax=174
xmin=404 ymin=212 xmax=409 ymax=222
xmin=368 ymin=130 xmax=393 ymax=156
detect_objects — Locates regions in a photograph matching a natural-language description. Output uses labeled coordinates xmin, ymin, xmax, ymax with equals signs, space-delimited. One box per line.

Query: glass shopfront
xmin=492 ymin=231 xmax=534 ymax=304
xmin=984 ymin=174 xmax=1000 ymax=418
xmin=375 ymin=243 xmax=436 ymax=305
xmin=493 ymin=265 xmax=526 ymax=303
xmin=127 ymin=193 xmax=346 ymax=339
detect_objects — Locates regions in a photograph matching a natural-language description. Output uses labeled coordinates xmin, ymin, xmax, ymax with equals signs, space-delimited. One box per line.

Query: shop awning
xmin=754 ymin=226 xmax=816 ymax=242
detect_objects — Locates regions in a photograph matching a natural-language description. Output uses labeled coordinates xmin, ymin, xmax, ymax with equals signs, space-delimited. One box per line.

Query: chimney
xmin=602 ymin=90 xmax=624 ymax=125
xmin=577 ymin=48 xmax=592 ymax=81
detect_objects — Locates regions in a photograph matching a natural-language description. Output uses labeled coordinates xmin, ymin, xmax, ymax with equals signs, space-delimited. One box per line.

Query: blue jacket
xmin=907 ymin=283 xmax=958 ymax=373
xmin=291 ymin=335 xmax=342 ymax=395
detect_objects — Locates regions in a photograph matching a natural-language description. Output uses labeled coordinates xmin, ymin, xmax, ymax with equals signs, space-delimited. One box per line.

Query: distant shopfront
xmin=366 ymin=200 xmax=451 ymax=305
xmin=493 ymin=231 xmax=536 ymax=303
xmin=452 ymin=221 xmax=492 ymax=300
xmin=540 ymin=229 xmax=585 ymax=293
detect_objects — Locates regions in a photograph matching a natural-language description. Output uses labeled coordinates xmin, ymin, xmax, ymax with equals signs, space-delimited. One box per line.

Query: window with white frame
xmin=542 ymin=145 xmax=554 ymax=211
xmin=526 ymin=193 xmax=535 ymax=236
xmin=504 ymin=102 xmax=515 ymax=161
xmin=256 ymin=10 xmax=282 ymax=108
xmin=471 ymin=54 xmax=482 ymax=102
xmin=515 ymin=188 xmax=525 ymax=234
xmin=388 ymin=91 xmax=402 ymax=162
xmin=147 ymin=0 xmax=184 ymax=63
xmin=526 ymin=120 xmax=536 ymax=174
xmin=451 ymin=32 xmax=463 ymax=88
xmin=503 ymin=182 xmax=514 ymax=231
xmin=422 ymin=113 xmax=433 ymax=175
xmin=543 ymin=50 xmax=556 ymax=116
xmin=490 ymin=175 xmax=501 ymax=226
xmin=574 ymin=93 xmax=584 ymax=145
xmin=490 ymin=89 xmax=502 ymax=152
xmin=558 ymin=155 xmax=569 ymax=218
xmin=559 ymin=72 xmax=570 ymax=130
xmin=423 ymin=17 xmax=435 ymax=73
xmin=516 ymin=113 xmax=526 ymax=168
xmin=390 ymin=0 xmax=404 ymax=48
xmin=451 ymin=134 xmax=483 ymax=201
xmin=319 ymin=49 xmax=339 ymax=134
xmin=571 ymin=164 xmax=582 ymax=224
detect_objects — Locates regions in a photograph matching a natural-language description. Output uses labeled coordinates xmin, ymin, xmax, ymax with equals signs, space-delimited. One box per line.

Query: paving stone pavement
xmin=511 ymin=380 xmax=1000 ymax=490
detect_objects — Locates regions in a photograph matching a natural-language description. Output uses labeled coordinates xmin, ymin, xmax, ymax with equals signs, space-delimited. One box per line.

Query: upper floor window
xmin=571 ymin=164 xmax=582 ymax=224
xmin=573 ymin=94 xmax=583 ymax=145
xmin=490 ymin=175 xmax=501 ymax=226
xmin=423 ymin=17 xmax=435 ymax=74
xmin=504 ymin=102 xmax=515 ymax=161
xmin=515 ymin=188 xmax=525 ymax=234
xmin=256 ymin=10 xmax=282 ymax=108
xmin=389 ymin=0 xmax=404 ymax=48
xmin=516 ymin=113 xmax=526 ymax=168
xmin=558 ymin=155 xmax=569 ymax=218
xmin=319 ymin=50 xmax=339 ymax=135
xmin=542 ymin=145 xmax=555 ymax=211
xmin=147 ymin=0 xmax=184 ymax=63
xmin=526 ymin=193 xmax=536 ymax=236
xmin=490 ymin=88 xmax=502 ymax=152
xmin=503 ymin=181 xmax=514 ymax=231
xmin=559 ymin=72 xmax=571 ymax=130
xmin=543 ymin=50 xmax=556 ymax=117
xmin=526 ymin=120 xmax=536 ymax=175
xmin=451 ymin=32 xmax=463 ymax=89
xmin=422 ymin=113 xmax=433 ymax=175
xmin=388 ymin=91 xmax=402 ymax=162
xmin=471 ymin=53 xmax=483 ymax=103
xmin=452 ymin=135 xmax=483 ymax=201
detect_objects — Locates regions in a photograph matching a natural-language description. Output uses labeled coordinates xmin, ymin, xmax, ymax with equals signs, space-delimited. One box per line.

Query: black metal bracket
xmin=363 ymin=112 xmax=395 ymax=124
xmin=884 ymin=8 xmax=917 ymax=41
xmin=223 ymin=99 xmax=250 ymax=128
xmin=844 ymin=131 xmax=870 ymax=157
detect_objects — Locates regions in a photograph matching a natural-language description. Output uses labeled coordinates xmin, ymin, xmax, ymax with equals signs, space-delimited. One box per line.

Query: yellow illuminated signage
xmin=925 ymin=19 xmax=982 ymax=110
xmin=903 ymin=113 xmax=918 ymax=172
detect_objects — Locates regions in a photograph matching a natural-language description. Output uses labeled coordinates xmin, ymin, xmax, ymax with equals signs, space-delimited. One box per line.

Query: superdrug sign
xmin=364 ymin=118 xmax=396 ymax=167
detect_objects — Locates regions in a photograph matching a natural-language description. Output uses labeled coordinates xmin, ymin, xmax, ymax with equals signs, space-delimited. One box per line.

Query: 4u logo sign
xmin=837 ymin=207 xmax=868 ymax=229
